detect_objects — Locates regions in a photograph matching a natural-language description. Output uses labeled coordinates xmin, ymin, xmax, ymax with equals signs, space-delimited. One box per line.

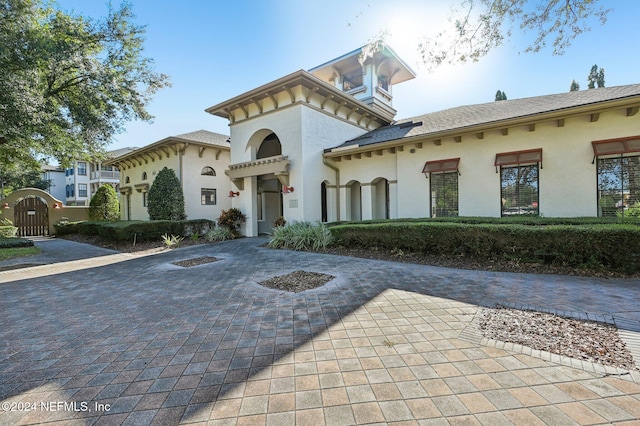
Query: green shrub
xmin=89 ymin=185 xmax=120 ymax=221
xmin=161 ymin=234 xmax=184 ymax=248
xmin=329 ymin=221 xmax=640 ymax=274
xmin=54 ymin=219 xmax=214 ymax=242
xmin=0 ymin=237 xmax=34 ymax=248
xmin=0 ymin=226 xmax=18 ymax=238
xmin=218 ymin=208 xmax=246 ymax=237
xmin=206 ymin=226 xmax=235 ymax=242
xmin=328 ymin=215 xmax=636 ymax=227
xmin=619 ymin=202 xmax=640 ymax=219
xmin=268 ymin=221 xmax=333 ymax=251
xmin=53 ymin=220 xmax=84 ymax=236
xmin=147 ymin=167 xmax=186 ymax=220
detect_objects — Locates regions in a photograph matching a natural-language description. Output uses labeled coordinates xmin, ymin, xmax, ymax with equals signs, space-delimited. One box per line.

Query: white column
xmin=339 ymin=185 xmax=349 ymax=221
xmin=361 ymin=183 xmax=373 ymax=221
xmin=237 ymin=176 xmax=258 ymax=237
xmin=389 ymin=180 xmax=398 ymax=219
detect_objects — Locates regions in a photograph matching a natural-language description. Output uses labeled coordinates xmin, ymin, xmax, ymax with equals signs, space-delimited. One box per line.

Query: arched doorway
xmin=14 ymin=196 xmax=49 ymax=236
xmin=347 ymin=181 xmax=362 ymax=221
xmin=257 ymin=133 xmax=284 ymax=234
xmin=372 ymin=178 xmax=390 ymax=220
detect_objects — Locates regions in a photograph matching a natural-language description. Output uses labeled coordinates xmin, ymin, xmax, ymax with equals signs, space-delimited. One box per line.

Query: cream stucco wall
xmin=180 ymin=146 xmax=232 ymax=221
xmin=118 ymin=146 xmax=231 ymax=221
xmin=227 ymin=103 xmax=368 ymax=236
xmin=334 ymin=108 xmax=640 ymax=219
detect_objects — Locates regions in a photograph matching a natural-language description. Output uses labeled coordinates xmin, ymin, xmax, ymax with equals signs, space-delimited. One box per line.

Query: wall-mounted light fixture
xmin=282 ymin=185 xmax=294 ymax=194
xmin=228 ymin=191 xmax=240 ymax=198
xmin=53 ymin=203 xmax=61 ymax=209
xmin=2 ymin=203 xmax=9 ymax=209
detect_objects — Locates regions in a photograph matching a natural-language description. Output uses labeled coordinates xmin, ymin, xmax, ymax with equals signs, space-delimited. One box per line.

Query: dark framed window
xmin=597 ymin=155 xmax=640 ymax=217
xmin=77 ymin=162 xmax=87 ymax=176
xmin=142 ymin=192 xmax=148 ymax=207
xmin=500 ymin=164 xmax=539 ymax=216
xmin=78 ymin=183 xmax=87 ymax=197
xmin=201 ymin=188 xmax=216 ymax=205
xmin=201 ymin=166 xmax=216 ymax=176
xmin=142 ymin=172 xmax=148 ymax=180
xmin=430 ymin=172 xmax=459 ymax=217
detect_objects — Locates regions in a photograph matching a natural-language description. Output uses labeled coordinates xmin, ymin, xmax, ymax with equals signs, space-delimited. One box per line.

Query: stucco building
xmin=64 ymin=147 xmax=137 ymax=206
xmin=107 ymin=130 xmax=232 ymax=221
xmin=206 ymin=44 xmax=640 ymax=236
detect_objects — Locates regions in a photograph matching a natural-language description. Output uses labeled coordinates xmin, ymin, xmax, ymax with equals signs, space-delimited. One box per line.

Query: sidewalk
xmin=0 ymin=237 xmax=639 ymax=425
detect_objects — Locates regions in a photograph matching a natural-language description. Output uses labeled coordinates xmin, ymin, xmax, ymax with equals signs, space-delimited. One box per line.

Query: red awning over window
xmin=422 ymin=158 xmax=460 ymax=174
xmin=494 ymin=148 xmax=542 ymax=167
xmin=592 ymin=136 xmax=640 ymax=156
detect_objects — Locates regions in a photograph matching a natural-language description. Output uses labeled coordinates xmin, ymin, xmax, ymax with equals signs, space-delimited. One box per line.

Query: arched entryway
xmin=14 ymin=196 xmax=49 ymax=236
xmin=372 ymin=177 xmax=390 ymax=220
xmin=347 ymin=180 xmax=362 ymax=221
xmin=257 ymin=133 xmax=284 ymax=234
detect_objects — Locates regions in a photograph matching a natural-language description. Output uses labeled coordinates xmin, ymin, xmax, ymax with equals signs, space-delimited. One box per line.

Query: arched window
xmin=142 ymin=172 xmax=148 ymax=181
xmin=201 ymin=166 xmax=216 ymax=176
xmin=125 ymin=176 xmax=130 ymax=184
xmin=257 ymin=133 xmax=282 ymax=159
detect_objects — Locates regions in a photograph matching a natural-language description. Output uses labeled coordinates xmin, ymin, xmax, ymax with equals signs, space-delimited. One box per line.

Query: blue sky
xmin=55 ymin=0 xmax=640 ymax=151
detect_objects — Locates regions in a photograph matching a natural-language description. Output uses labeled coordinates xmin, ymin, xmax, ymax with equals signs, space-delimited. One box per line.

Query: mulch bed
xmin=479 ymin=306 xmax=637 ymax=370
xmin=258 ymin=270 xmax=335 ymax=293
xmin=172 ymin=256 xmax=221 ymax=268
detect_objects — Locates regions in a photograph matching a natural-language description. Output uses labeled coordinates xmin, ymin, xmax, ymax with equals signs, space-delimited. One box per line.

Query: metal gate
xmin=14 ymin=196 xmax=49 ymax=237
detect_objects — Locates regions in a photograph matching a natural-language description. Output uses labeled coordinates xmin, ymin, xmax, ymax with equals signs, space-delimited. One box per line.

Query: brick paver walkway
xmin=1 ymin=237 xmax=639 ymax=425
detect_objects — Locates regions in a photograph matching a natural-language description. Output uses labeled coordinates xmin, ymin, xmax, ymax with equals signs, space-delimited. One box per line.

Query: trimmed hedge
xmin=329 ymin=216 xmax=639 ymax=227
xmin=0 ymin=237 xmax=34 ymax=248
xmin=329 ymin=222 xmax=640 ymax=274
xmin=54 ymin=219 xmax=215 ymax=242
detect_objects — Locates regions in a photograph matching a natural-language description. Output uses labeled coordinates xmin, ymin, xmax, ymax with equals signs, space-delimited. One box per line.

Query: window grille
xmin=201 ymin=188 xmax=216 ymax=205
xmin=430 ymin=172 xmax=459 ymax=217
xmin=500 ymin=164 xmax=539 ymax=216
xmin=597 ymin=155 xmax=640 ymax=217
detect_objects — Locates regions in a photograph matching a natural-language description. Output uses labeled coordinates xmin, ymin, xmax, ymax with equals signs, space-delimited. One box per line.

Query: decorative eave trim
xmin=105 ymin=137 xmax=230 ymax=169
xmin=204 ymin=70 xmax=394 ymax=127
xmin=323 ymin=98 xmax=640 ymax=160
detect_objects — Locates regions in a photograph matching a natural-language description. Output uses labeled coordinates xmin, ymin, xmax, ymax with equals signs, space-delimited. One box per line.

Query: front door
xmin=258 ymin=177 xmax=283 ymax=234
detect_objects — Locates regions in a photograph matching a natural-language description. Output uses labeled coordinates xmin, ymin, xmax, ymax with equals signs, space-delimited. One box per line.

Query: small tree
xmin=89 ymin=185 xmax=120 ymax=221
xmin=147 ymin=167 xmax=186 ymax=220
xmin=588 ymin=64 xmax=605 ymax=89
xmin=495 ymin=90 xmax=507 ymax=101
xmin=569 ymin=80 xmax=580 ymax=91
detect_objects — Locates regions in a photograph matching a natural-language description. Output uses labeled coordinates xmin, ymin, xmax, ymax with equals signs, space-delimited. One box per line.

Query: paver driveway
xmin=1 ymin=237 xmax=639 ymax=425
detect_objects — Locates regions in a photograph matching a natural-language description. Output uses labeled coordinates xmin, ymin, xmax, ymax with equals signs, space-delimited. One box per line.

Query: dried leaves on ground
xmin=479 ymin=307 xmax=636 ymax=370
xmin=173 ymin=256 xmax=220 ymax=268
xmin=258 ymin=270 xmax=335 ymax=293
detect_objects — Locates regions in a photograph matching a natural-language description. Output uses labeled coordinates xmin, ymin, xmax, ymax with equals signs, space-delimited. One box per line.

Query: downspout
xmin=179 ymin=145 xmax=184 ymax=187
xmin=323 ymin=157 xmax=340 ymax=221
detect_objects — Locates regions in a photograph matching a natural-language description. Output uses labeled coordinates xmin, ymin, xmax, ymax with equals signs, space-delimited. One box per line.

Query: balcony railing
xmin=91 ymin=170 xmax=119 ymax=180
